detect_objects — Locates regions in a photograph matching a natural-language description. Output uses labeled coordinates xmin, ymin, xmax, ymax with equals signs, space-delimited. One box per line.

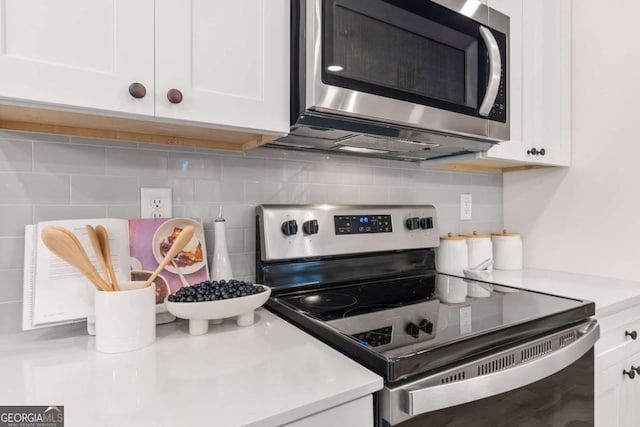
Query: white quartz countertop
xmin=0 ymin=309 xmax=382 ymax=427
xmin=483 ymin=268 xmax=640 ymax=317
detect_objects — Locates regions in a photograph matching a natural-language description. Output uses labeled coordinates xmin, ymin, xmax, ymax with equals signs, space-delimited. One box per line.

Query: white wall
xmin=504 ymin=0 xmax=640 ymax=280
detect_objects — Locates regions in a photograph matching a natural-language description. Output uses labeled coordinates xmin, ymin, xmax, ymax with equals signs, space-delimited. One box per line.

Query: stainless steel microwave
xmin=271 ymin=0 xmax=510 ymax=162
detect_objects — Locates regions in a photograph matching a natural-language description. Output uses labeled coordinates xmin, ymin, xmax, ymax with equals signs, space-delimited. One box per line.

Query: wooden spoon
xmin=95 ymin=225 xmax=120 ymax=291
xmin=143 ymin=225 xmax=195 ymax=288
xmin=85 ymin=225 xmax=113 ymax=291
xmin=41 ymin=226 xmax=112 ymax=292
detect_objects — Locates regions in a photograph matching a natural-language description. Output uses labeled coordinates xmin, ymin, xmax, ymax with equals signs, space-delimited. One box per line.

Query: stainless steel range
xmin=256 ymin=204 xmax=599 ymax=426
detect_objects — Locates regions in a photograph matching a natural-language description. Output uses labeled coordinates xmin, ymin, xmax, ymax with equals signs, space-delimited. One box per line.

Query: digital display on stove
xmin=334 ymin=215 xmax=392 ymax=235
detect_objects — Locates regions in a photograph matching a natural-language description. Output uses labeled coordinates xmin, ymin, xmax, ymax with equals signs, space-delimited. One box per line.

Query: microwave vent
xmin=335 ymin=135 xmax=440 ymax=153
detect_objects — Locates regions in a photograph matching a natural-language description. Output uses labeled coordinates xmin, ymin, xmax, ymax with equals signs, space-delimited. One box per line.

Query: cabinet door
xmin=0 ymin=0 xmax=154 ymax=115
xmin=620 ymin=353 xmax=640 ymax=427
xmin=486 ymin=0 xmax=570 ymax=166
xmin=155 ymin=0 xmax=289 ymax=134
xmin=595 ymin=357 xmax=623 ymax=427
xmin=282 ymin=395 xmax=373 ymax=427
xmin=520 ymin=0 xmax=571 ymax=166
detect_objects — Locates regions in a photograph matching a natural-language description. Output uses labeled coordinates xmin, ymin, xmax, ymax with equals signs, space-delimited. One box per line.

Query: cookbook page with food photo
xmin=128 ymin=217 xmax=208 ymax=296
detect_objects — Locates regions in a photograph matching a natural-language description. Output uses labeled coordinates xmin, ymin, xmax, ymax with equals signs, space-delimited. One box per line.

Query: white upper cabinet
xmin=0 ymin=0 xmax=289 ymax=142
xmin=488 ymin=0 xmax=571 ymax=167
xmin=0 ymin=0 xmax=155 ymax=116
xmin=155 ymin=0 xmax=289 ymax=134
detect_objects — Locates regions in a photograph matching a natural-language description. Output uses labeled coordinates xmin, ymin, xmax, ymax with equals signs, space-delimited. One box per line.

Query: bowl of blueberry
xmin=164 ymin=280 xmax=271 ymax=335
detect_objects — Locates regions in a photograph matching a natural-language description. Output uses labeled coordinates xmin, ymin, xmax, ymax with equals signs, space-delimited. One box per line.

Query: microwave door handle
xmin=478 ymin=26 xmax=502 ymax=117
xmin=401 ymin=321 xmax=599 ymax=417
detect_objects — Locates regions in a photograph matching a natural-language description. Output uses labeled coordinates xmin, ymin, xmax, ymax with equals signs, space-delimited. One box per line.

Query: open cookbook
xmin=23 ymin=217 xmax=209 ymax=331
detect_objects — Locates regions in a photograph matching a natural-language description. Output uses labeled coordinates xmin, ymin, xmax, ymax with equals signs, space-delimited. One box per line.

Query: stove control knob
xmin=419 ymin=217 xmax=434 ymax=230
xmin=405 ymin=217 xmax=420 ymax=231
xmin=281 ymin=220 xmax=298 ymax=236
xmin=302 ymin=219 xmax=319 ymax=235
xmin=419 ymin=319 xmax=433 ymax=334
xmin=405 ymin=322 xmax=420 ymax=339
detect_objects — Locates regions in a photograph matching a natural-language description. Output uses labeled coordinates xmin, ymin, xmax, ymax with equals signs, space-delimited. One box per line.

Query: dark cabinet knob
xmin=623 ymin=368 xmax=636 ymax=379
xmin=302 ymin=219 xmax=319 ymax=235
xmin=281 ymin=220 xmax=298 ymax=236
xmin=167 ymin=89 xmax=183 ymax=104
xmin=625 ymin=330 xmax=638 ymax=340
xmin=634 ymin=366 xmax=640 ymax=375
xmin=527 ymin=147 xmax=546 ymax=156
xmin=128 ymin=82 xmax=147 ymax=99
xmin=406 ymin=217 xmax=420 ymax=231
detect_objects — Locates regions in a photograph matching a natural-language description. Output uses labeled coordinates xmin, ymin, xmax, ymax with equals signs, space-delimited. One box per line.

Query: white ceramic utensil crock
xmin=436 ymin=233 xmax=468 ymax=275
xmin=461 ymin=230 xmax=492 ymax=269
xmin=491 ymin=229 xmax=523 ymax=270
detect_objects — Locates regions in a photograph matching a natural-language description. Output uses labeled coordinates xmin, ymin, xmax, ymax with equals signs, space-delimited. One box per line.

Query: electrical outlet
xmin=141 ymin=187 xmax=172 ymax=218
xmin=460 ymin=194 xmax=472 ymax=220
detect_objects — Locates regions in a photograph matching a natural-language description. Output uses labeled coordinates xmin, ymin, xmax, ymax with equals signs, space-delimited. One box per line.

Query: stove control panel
xmin=334 ymin=214 xmax=392 ymax=235
xmin=257 ymin=204 xmax=440 ymax=261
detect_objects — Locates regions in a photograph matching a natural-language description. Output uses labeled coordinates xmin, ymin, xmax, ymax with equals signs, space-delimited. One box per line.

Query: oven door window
xmin=322 ymin=0 xmax=506 ymax=122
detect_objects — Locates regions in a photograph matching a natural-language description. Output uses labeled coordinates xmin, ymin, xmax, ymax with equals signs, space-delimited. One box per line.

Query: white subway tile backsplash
xmin=138 ymin=177 xmax=195 ymax=204
xmin=34 ymin=205 xmax=107 ymax=223
xmin=1 ymin=130 xmax=68 ymax=144
xmin=0 ymin=129 xmax=503 ymax=335
xmin=194 ymin=179 xmax=244 ymax=203
xmin=0 ymin=269 xmax=23 ymax=303
xmin=34 ymin=143 xmax=105 ymax=175
xmin=0 ymin=238 xmax=24 ymax=269
xmin=0 ymin=302 xmax=22 ymax=334
xmin=358 ymin=186 xmax=391 ymax=204
xmin=472 ymin=172 xmax=503 ymax=189
xmin=167 ymin=153 xmax=221 ymax=180
xmin=244 ymin=181 xmax=309 ymax=204
xmin=0 ymin=139 xmax=32 ymax=171
xmin=0 ymin=206 xmax=33 ymax=237
xmin=244 ymin=228 xmax=256 ymax=253
xmin=0 ymin=173 xmax=70 ymax=204
xmin=106 ymin=205 xmax=140 ymax=219
xmin=70 ymin=135 xmax=136 ymax=148
xmin=107 ymin=148 xmax=167 ymax=177
xmin=307 ymin=184 xmax=357 ymax=204
xmin=71 ymin=175 xmax=138 ymax=204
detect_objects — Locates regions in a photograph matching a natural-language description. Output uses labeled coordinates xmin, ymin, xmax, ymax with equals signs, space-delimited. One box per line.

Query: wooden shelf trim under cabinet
xmin=0 ymin=104 xmax=280 ymax=151
xmin=428 ymin=158 xmax=551 ymax=173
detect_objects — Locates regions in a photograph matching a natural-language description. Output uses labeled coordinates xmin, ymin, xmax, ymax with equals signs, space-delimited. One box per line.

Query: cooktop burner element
xmin=299 ymin=293 xmax=357 ymax=309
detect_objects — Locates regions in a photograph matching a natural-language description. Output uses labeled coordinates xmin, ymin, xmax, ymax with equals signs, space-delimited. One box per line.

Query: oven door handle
xmin=478 ymin=26 xmax=502 ymax=117
xmin=402 ymin=320 xmax=599 ymax=417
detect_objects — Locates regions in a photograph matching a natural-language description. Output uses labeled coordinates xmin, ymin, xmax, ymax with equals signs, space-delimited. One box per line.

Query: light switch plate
xmin=460 ymin=194 xmax=472 ymax=220
xmin=141 ymin=187 xmax=172 ymax=218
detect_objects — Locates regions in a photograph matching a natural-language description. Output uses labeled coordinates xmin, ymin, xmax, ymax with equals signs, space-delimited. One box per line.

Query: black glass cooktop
xmin=269 ymin=273 xmax=595 ymax=382
xmin=278 ymin=274 xmax=435 ymax=321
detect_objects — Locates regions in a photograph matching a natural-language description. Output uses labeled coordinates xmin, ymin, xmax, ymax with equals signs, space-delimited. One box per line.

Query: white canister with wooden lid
xmin=436 ymin=233 xmax=468 ymax=275
xmin=491 ymin=229 xmax=522 ymax=270
xmin=461 ymin=230 xmax=492 ymax=269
